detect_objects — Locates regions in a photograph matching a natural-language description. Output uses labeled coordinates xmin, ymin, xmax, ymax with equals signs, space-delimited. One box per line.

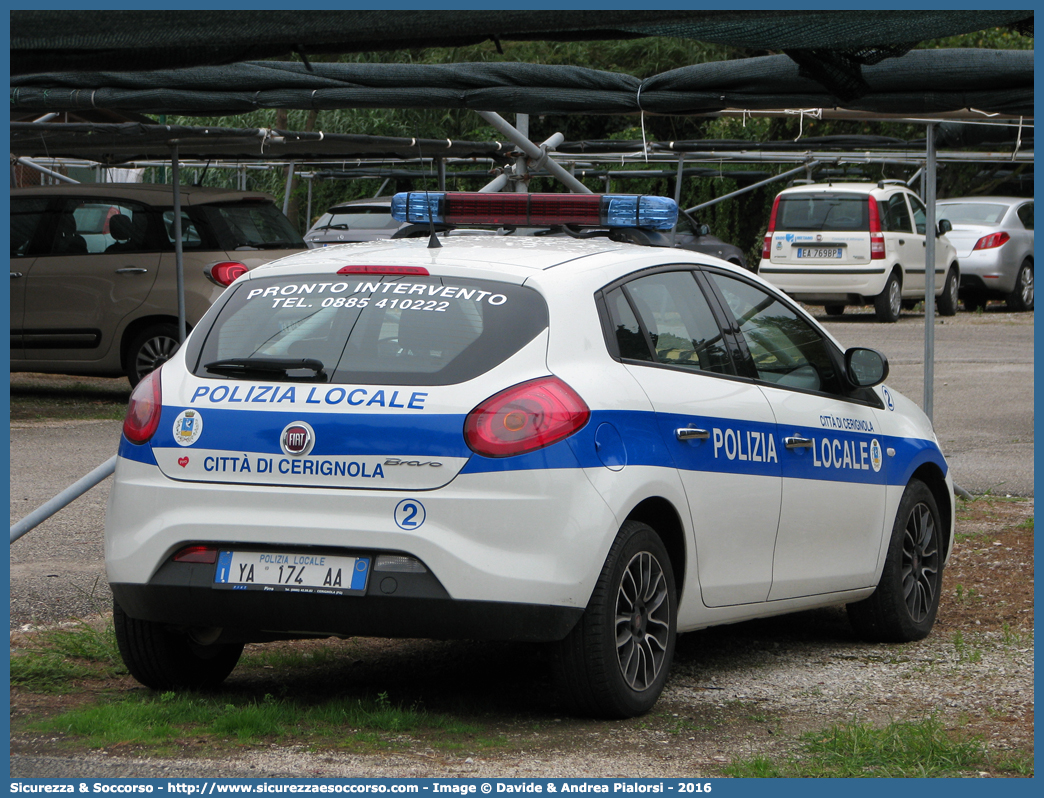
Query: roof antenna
xmin=416 ymin=137 xmax=441 ymax=249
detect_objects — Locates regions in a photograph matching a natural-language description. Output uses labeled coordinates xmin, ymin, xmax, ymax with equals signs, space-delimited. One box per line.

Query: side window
xmin=1017 ymin=203 xmax=1033 ymax=230
xmin=908 ymin=194 xmax=927 ymax=235
xmin=53 ymin=199 xmax=151 ymax=255
xmin=605 ymin=288 xmax=654 ymax=362
xmin=162 ymin=210 xmax=205 ymax=250
xmin=881 ymin=193 xmax=913 ymax=233
xmin=707 ymin=272 xmax=842 ymax=395
xmin=619 ymin=271 xmax=732 ymax=375
xmin=11 ymin=198 xmax=51 ymax=258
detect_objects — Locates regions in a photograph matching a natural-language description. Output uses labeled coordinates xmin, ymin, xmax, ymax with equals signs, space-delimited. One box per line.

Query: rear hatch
xmin=149 ymin=270 xmax=550 ymax=490
xmin=769 ymin=192 xmax=871 ymax=264
xmin=194 ymin=200 xmax=306 ymax=266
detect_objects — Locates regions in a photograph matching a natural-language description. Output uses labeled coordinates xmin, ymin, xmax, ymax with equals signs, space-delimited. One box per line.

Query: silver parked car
xmin=936 ymin=196 xmax=1034 ymax=311
xmin=304 ymin=198 xmax=402 ymax=247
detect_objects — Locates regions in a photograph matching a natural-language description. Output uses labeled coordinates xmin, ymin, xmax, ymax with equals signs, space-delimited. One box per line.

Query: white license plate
xmin=215 ymin=550 xmax=370 ymax=595
xmin=796 ymin=247 xmax=843 ymax=258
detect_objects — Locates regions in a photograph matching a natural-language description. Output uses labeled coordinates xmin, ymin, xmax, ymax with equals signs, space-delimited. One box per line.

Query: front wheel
xmin=114 ymin=601 xmax=243 ymax=690
xmin=554 ymin=521 xmax=677 ymax=718
xmin=847 ymin=479 xmax=944 ymax=642
xmin=126 ymin=323 xmax=180 ymax=387
xmin=937 ymin=268 xmax=959 ymax=316
xmin=1007 ymin=260 xmax=1033 ymax=312
xmin=874 ymin=272 xmax=902 ymax=323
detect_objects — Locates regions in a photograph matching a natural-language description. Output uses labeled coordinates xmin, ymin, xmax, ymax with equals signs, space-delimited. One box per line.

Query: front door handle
xmin=784 ymin=435 xmax=814 ymax=449
xmin=115 ymin=267 xmax=148 ymax=274
xmin=898 ymin=239 xmax=905 ymax=245
xmin=676 ymin=427 xmax=710 ymax=441
xmin=10 ymin=272 xmax=23 ymax=279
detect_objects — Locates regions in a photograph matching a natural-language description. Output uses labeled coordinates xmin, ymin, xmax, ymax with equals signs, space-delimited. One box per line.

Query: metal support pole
xmin=171 ymin=145 xmax=187 ymax=344
xmin=283 ymin=160 xmax=296 ymax=216
xmin=688 ymin=161 xmax=820 ymax=213
xmin=478 ymin=172 xmax=512 ymax=193
xmin=923 ymin=124 xmax=937 ymax=420
xmin=15 ymin=157 xmax=78 ymax=184
xmin=438 ymin=158 xmax=446 ymax=191
xmin=10 ymin=457 xmax=116 ymax=543
xmin=476 ymin=111 xmax=591 ymax=194
xmin=514 ymin=114 xmax=530 ymax=193
xmin=373 ymin=178 xmax=391 ymax=198
xmin=305 ymin=174 xmax=313 ymax=231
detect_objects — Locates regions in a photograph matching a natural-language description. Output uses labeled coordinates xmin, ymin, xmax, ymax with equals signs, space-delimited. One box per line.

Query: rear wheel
xmin=114 ymin=601 xmax=243 ymax=690
xmin=937 ymin=267 xmax=959 ymax=316
xmin=126 ymin=323 xmax=180 ymax=387
xmin=874 ymin=272 xmax=902 ymax=323
xmin=847 ymin=479 xmax=943 ymax=642
xmin=1006 ymin=260 xmax=1033 ymax=312
xmin=824 ymin=304 xmax=845 ymax=317
xmin=554 ymin=521 xmax=677 ymax=718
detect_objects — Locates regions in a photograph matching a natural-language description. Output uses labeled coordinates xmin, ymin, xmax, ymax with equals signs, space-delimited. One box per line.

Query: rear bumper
xmin=758 ymin=262 xmax=890 ymax=299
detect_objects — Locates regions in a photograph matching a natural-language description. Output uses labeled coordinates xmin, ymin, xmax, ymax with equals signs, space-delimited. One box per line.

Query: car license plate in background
xmin=215 ymin=551 xmax=370 ymax=595
xmin=796 ymin=247 xmax=843 ymax=258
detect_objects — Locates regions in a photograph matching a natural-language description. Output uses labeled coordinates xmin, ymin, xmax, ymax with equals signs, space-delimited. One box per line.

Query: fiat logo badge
xmin=280 ymin=421 xmax=316 ymax=457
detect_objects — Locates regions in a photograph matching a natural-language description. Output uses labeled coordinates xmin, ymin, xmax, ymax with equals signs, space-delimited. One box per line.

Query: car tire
xmin=847 ymin=479 xmax=944 ymax=643
xmin=126 ymin=323 xmax=180 ymax=387
xmin=937 ymin=267 xmax=959 ymax=317
xmin=554 ymin=521 xmax=677 ymax=719
xmin=1006 ymin=260 xmax=1034 ymax=312
xmin=114 ymin=601 xmax=243 ymax=690
xmin=824 ymin=304 xmax=845 ymax=317
xmin=874 ymin=272 xmax=902 ymax=323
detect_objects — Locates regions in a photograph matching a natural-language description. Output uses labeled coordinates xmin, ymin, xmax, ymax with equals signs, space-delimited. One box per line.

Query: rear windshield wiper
xmin=204 ymin=358 xmax=327 ymax=381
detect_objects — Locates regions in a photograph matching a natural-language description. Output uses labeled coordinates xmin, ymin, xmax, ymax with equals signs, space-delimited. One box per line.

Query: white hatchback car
xmin=758 ymin=182 xmax=960 ymax=322
xmin=107 ymin=192 xmax=954 ymax=718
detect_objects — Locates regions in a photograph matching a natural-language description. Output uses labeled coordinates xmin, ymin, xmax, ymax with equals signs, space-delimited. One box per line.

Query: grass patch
xmin=723 ymin=716 xmax=1032 ymax=777
xmin=11 ymin=618 xmax=125 ymax=692
xmin=27 ymin=690 xmax=485 ymax=752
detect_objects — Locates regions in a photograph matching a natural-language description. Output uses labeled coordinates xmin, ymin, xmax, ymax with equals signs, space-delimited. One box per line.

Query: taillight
xmin=464 ymin=376 xmax=590 ymax=458
xmin=762 ymin=195 xmax=781 ymax=260
xmin=123 ymin=368 xmax=162 ymax=444
xmin=173 ymin=545 xmax=218 ymax=564
xmin=973 ymin=232 xmax=1010 ymax=250
xmin=868 ymin=197 xmax=886 ymax=260
xmin=205 ymin=261 xmax=248 ymax=287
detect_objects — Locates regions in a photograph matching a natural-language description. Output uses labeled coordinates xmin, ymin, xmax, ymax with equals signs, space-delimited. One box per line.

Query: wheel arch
xmin=623 ymin=496 xmax=686 ymax=598
xmin=910 ymin=462 xmax=953 ymax=558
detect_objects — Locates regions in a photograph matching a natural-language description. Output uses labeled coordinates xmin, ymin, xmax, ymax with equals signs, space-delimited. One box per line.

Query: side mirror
xmin=697 ymin=224 xmax=711 ymax=237
xmin=937 ymin=218 xmax=952 ymax=236
xmin=845 ymin=347 xmax=889 ymax=388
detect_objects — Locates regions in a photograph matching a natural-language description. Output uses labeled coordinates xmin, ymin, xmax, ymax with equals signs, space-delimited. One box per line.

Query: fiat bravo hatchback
xmin=107 ymin=192 xmax=954 ymax=718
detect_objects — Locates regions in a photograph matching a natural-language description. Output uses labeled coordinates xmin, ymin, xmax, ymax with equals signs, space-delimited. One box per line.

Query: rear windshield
xmin=195 ymin=201 xmax=305 ymax=250
xmin=191 ymin=273 xmax=549 ymax=386
xmin=937 ymin=203 xmax=1007 ymax=226
xmin=776 ymin=193 xmax=870 ymax=232
xmin=313 ymin=206 xmax=396 ymax=231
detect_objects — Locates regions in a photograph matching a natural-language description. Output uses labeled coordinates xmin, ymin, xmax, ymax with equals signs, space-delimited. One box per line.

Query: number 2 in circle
xmin=394 ymin=499 xmax=426 ymax=530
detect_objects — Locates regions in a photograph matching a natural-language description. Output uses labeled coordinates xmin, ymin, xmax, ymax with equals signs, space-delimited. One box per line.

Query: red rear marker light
xmin=123 ymin=368 xmax=162 ymax=445
xmin=868 ymin=197 xmax=886 ymax=260
xmin=173 ymin=545 xmax=218 ymax=564
xmin=464 ymin=376 xmax=590 ymax=458
xmin=337 ymin=265 xmax=431 ymax=276
xmin=973 ymin=232 xmax=1010 ymax=250
xmin=205 ymin=261 xmax=248 ymax=287
xmin=762 ymin=195 xmax=781 ymax=260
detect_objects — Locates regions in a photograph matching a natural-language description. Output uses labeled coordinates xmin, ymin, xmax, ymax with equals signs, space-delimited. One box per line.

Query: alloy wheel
xmin=615 ymin=551 xmax=671 ymax=691
xmin=901 ymin=502 xmax=939 ymax=623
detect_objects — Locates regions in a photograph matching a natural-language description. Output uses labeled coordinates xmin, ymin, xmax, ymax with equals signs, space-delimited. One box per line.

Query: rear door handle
xmin=676 ymin=427 xmax=710 ymax=441
xmin=784 ymin=435 xmax=814 ymax=449
xmin=115 ymin=267 xmax=148 ymax=274
xmin=10 ymin=272 xmax=23 ymax=279
xmin=898 ymin=239 xmax=905 ymax=245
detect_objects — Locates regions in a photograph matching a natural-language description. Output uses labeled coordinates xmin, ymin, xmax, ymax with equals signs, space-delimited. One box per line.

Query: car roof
xmin=937 ymin=196 xmax=1030 ymax=206
xmin=776 ymin=182 xmax=901 ymax=196
xmin=250 ymin=235 xmax=726 ymax=286
xmin=325 ymin=198 xmax=393 ymax=212
xmin=11 ymin=183 xmax=278 ymax=206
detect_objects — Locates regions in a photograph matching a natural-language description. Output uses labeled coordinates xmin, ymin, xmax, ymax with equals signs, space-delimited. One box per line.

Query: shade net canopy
xmin=11 ymin=49 xmax=1033 ymax=119
xmin=10 ymin=9 xmax=1032 ymax=77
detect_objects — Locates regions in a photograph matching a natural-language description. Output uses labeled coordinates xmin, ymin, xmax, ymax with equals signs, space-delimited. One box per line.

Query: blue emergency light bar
xmin=390 ymin=192 xmax=678 ymax=230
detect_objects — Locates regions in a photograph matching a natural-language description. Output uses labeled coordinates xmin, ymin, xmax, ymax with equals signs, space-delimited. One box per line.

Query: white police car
xmin=107 ymin=192 xmax=954 ymax=718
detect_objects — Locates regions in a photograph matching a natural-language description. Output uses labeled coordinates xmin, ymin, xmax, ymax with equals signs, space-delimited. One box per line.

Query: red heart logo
xmin=178 ymin=457 xmax=189 ymax=468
